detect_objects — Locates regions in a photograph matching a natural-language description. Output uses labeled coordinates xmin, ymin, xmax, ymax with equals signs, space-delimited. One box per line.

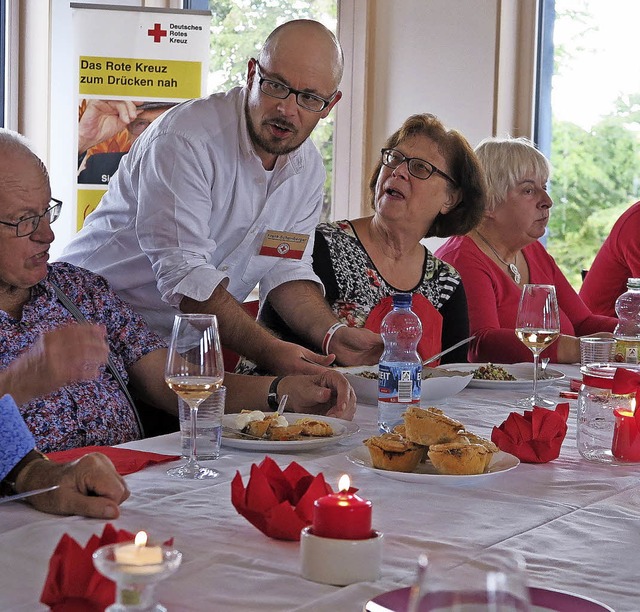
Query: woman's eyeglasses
xmin=381 ymin=148 xmax=457 ymax=187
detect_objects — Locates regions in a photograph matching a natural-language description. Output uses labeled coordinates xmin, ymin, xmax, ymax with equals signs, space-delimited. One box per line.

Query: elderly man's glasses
xmin=0 ymin=198 xmax=62 ymax=237
xmin=254 ymin=62 xmax=337 ymax=113
xmin=381 ymin=148 xmax=457 ymax=187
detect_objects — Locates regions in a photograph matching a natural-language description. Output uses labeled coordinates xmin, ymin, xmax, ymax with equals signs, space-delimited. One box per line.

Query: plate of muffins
xmin=347 ymin=406 xmax=519 ymax=482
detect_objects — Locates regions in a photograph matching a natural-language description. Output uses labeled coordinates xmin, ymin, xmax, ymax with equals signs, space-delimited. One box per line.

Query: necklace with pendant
xmin=474 ymin=230 xmax=522 ymax=284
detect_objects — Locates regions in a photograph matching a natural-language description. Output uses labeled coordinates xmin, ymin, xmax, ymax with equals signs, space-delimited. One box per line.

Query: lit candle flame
xmin=338 ymin=474 xmax=350 ymax=492
xmin=134 ymin=531 xmax=148 ymax=547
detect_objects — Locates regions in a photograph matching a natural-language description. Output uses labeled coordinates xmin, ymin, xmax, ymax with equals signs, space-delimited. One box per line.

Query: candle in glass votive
xmin=114 ymin=531 xmax=163 ymax=573
xmin=612 ymin=406 xmax=640 ymax=462
xmin=313 ymin=475 xmax=373 ymax=540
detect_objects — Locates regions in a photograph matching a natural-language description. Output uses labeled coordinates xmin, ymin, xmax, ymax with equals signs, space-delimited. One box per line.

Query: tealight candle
xmin=114 ymin=531 xmax=163 ymax=574
xmin=312 ymin=475 xmax=373 ymax=540
xmin=612 ymin=406 xmax=640 ymax=462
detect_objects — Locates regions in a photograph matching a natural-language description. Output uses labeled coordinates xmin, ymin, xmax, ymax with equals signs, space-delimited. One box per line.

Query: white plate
xmin=335 ymin=365 xmax=473 ymax=406
xmin=221 ymin=413 xmax=359 ymax=451
xmin=346 ymin=446 xmax=519 ymax=483
xmin=443 ymin=363 xmax=565 ymax=390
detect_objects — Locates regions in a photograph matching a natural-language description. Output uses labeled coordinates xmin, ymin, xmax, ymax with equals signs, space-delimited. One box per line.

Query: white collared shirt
xmin=60 ymin=87 xmax=325 ymax=340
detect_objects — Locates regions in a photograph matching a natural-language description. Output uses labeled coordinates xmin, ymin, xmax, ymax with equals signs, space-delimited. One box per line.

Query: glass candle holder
xmin=577 ymin=363 xmax=638 ymax=463
xmin=93 ymin=543 xmax=182 ymax=612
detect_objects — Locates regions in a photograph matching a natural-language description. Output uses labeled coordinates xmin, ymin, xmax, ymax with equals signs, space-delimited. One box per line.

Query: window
xmin=536 ymin=0 xmax=640 ymax=288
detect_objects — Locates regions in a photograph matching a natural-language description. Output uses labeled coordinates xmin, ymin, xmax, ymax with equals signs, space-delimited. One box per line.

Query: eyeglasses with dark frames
xmin=381 ymin=148 xmax=458 ymax=187
xmin=0 ymin=198 xmax=63 ymax=237
xmin=254 ymin=61 xmax=337 ymax=113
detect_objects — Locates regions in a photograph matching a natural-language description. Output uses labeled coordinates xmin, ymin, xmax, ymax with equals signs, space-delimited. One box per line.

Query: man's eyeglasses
xmin=254 ymin=62 xmax=337 ymax=113
xmin=0 ymin=198 xmax=62 ymax=237
xmin=381 ymin=148 xmax=457 ymax=187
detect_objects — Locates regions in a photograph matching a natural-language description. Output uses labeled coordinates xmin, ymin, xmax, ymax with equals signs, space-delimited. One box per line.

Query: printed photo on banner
xmin=77 ymin=99 xmax=178 ymax=185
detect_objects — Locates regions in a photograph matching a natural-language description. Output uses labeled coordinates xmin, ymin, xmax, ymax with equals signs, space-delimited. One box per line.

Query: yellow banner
xmin=77 ymin=189 xmax=107 ymax=227
xmin=79 ymin=56 xmax=201 ymax=98
xmin=72 ymin=5 xmax=210 ymax=227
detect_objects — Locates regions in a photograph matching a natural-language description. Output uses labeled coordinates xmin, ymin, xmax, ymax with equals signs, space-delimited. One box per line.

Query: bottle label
xmin=614 ymin=339 xmax=640 ymax=364
xmin=378 ymin=362 xmax=421 ymax=404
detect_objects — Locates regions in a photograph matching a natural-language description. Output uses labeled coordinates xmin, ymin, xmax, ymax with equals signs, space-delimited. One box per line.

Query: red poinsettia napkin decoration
xmin=491 ymin=403 xmax=570 ymax=463
xmin=231 ymin=456 xmax=333 ymax=541
xmin=40 ymin=524 xmax=173 ymax=612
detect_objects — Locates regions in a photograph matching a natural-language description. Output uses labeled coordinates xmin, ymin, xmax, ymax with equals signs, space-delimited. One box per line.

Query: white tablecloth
xmin=1 ymin=364 xmax=639 ymax=611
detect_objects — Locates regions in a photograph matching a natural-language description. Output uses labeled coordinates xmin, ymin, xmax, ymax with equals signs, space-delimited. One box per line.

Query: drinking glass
xmin=515 ymin=284 xmax=560 ymax=408
xmin=407 ymin=548 xmax=531 ymax=612
xmin=165 ymin=314 xmax=224 ymax=479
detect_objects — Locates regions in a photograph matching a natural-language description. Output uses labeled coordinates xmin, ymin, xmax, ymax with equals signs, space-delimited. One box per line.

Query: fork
xmin=221 ymin=426 xmax=265 ymax=440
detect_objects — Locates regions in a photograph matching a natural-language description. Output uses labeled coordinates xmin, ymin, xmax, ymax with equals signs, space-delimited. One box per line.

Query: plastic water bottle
xmin=613 ymin=278 xmax=640 ymax=364
xmin=378 ymin=293 xmax=422 ymax=432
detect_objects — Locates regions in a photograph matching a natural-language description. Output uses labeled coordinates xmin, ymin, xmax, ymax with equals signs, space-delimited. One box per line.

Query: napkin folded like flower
xmin=231 ymin=456 xmax=333 ymax=541
xmin=47 ymin=446 xmax=180 ymax=476
xmin=40 ymin=523 xmax=133 ymax=611
xmin=491 ymin=403 xmax=570 ymax=463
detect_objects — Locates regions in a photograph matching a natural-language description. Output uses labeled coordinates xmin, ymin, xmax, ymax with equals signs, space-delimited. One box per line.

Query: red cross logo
xmin=148 ymin=23 xmax=167 ymax=43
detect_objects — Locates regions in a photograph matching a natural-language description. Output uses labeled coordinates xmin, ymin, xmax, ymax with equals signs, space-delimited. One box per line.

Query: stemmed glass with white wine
xmin=165 ymin=313 xmax=224 ymax=479
xmin=515 ymin=284 xmax=560 ymax=407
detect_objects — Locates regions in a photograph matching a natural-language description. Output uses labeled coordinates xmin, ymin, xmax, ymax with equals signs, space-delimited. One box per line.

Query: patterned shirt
xmin=0 ymin=395 xmax=35 ymax=481
xmin=0 ymin=263 xmax=166 ymax=453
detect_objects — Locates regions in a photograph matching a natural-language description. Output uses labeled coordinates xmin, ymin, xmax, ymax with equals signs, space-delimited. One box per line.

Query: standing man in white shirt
xmin=61 ymin=19 xmax=382 ymax=375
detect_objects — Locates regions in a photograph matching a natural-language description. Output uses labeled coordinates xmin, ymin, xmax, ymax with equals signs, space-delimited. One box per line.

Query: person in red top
xmin=436 ymin=136 xmax=616 ymax=364
xmin=579 ymin=201 xmax=640 ymax=317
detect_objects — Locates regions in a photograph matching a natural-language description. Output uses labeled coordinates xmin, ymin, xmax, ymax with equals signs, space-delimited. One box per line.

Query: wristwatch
xmin=0 ymin=449 xmax=49 ymax=496
xmin=267 ymin=376 xmax=284 ymax=411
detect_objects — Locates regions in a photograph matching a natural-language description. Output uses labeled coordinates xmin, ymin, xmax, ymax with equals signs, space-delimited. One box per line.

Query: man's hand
xmin=3 ymin=324 xmax=109 ymax=405
xmin=78 ymin=99 xmax=141 ymax=154
xmin=328 ymin=326 xmax=383 ymax=366
xmin=15 ymin=453 xmax=130 ymax=518
xmin=259 ymin=340 xmax=336 ymax=375
xmin=278 ymin=370 xmax=356 ymax=420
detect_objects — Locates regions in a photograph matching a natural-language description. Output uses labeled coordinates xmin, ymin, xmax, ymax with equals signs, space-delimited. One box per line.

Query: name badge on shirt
xmin=258 ymin=230 xmax=309 ymax=260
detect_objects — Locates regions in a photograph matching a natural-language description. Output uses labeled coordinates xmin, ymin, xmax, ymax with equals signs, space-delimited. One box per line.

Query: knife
xmin=0 ymin=484 xmax=60 ymax=505
xmin=422 ymin=335 xmax=476 ymax=367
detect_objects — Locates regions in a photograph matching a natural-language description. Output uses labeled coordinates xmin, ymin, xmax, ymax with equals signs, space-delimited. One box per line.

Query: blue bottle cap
xmin=392 ymin=293 xmax=412 ymax=308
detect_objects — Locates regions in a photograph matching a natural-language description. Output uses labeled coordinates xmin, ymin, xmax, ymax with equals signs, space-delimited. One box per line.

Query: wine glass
xmin=515 ymin=284 xmax=560 ymax=407
xmin=407 ymin=548 xmax=531 ymax=612
xmin=165 ymin=314 xmax=224 ymax=479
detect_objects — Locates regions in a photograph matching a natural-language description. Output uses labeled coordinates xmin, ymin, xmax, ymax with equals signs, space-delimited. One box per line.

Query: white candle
xmin=114 ymin=531 xmax=163 ymax=574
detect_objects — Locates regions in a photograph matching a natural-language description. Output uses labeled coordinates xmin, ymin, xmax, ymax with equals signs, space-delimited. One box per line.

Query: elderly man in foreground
xmin=0 ymin=129 xmax=355 ymax=454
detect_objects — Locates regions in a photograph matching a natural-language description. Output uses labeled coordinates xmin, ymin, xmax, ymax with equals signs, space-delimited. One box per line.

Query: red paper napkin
xmin=47 ymin=446 xmax=180 ymax=476
xmin=40 ymin=523 xmax=133 ymax=611
xmin=364 ymin=294 xmax=444 ymax=363
xmin=491 ymin=403 xmax=570 ymax=463
xmin=231 ymin=456 xmax=333 ymax=541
